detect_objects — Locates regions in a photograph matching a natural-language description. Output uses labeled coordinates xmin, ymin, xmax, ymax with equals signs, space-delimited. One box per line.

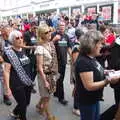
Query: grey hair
xmin=80 ymin=30 xmax=104 ymax=55
xmin=8 ymin=30 xmax=22 ymax=44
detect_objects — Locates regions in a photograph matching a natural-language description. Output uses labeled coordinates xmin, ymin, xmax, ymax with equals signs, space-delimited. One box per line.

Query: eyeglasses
xmin=15 ymin=36 xmax=23 ymax=40
xmin=44 ymin=31 xmax=51 ymax=35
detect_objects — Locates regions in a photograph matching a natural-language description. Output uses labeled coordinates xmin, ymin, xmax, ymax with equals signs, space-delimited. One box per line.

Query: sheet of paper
xmin=108 ymin=70 xmax=120 ymax=78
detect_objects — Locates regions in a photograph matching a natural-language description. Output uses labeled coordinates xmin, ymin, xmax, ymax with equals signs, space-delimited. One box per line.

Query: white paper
xmin=108 ymin=70 xmax=120 ymax=78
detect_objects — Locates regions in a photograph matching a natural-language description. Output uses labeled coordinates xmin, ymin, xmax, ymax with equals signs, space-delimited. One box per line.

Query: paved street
xmin=0 ymin=65 xmax=115 ymax=120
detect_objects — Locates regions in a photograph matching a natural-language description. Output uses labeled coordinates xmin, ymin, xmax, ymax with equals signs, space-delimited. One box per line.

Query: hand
xmin=0 ymin=56 xmax=4 ymax=63
xmin=53 ymin=35 xmax=61 ymax=42
xmin=44 ymin=81 xmax=50 ymax=90
xmin=109 ymin=76 xmax=120 ymax=84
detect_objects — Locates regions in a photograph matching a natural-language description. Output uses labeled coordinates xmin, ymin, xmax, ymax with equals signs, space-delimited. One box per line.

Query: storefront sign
xmin=100 ymin=4 xmax=113 ymax=21
xmin=71 ymin=7 xmax=81 ymax=15
xmin=85 ymin=6 xmax=97 ymax=15
xmin=60 ymin=8 xmax=69 ymax=16
xmin=87 ymin=7 xmax=97 ymax=14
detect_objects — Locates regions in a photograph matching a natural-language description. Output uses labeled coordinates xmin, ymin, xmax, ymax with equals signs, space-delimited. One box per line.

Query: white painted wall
xmin=0 ymin=0 xmax=119 ymax=23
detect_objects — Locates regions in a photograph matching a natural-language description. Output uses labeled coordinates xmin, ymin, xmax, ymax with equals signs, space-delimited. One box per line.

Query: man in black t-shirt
xmin=52 ymin=21 xmax=72 ymax=105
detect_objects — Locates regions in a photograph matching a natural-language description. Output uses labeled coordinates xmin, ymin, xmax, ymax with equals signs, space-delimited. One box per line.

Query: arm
xmin=3 ymin=62 xmax=11 ymax=95
xmin=36 ymin=54 xmax=50 ymax=89
xmin=0 ymin=55 xmax=4 ymax=63
xmin=52 ymin=34 xmax=61 ymax=43
xmin=67 ymin=47 xmax=72 ymax=57
xmin=22 ymin=45 xmax=36 ymax=49
xmin=80 ymin=71 xmax=120 ymax=91
xmin=72 ymin=51 xmax=79 ymax=63
xmin=80 ymin=71 xmax=109 ymax=91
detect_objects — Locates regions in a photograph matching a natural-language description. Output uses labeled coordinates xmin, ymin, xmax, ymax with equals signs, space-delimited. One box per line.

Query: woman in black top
xmin=3 ymin=30 xmax=33 ymax=120
xmin=75 ymin=30 xmax=120 ymax=120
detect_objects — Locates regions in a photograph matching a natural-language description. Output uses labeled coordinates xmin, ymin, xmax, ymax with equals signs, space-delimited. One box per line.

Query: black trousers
xmin=55 ymin=64 xmax=66 ymax=101
xmin=11 ymin=86 xmax=32 ymax=120
xmin=100 ymin=88 xmax=120 ymax=120
xmin=74 ymin=96 xmax=79 ymax=109
xmin=114 ymin=88 xmax=120 ymax=106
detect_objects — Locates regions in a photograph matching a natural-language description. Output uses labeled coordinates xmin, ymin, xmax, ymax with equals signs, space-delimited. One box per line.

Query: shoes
xmin=59 ymin=99 xmax=68 ymax=105
xmin=47 ymin=115 xmax=57 ymax=120
xmin=31 ymin=87 xmax=37 ymax=94
xmin=72 ymin=109 xmax=80 ymax=116
xmin=9 ymin=112 xmax=19 ymax=119
xmin=53 ymin=92 xmax=58 ymax=97
xmin=4 ymin=95 xmax=12 ymax=106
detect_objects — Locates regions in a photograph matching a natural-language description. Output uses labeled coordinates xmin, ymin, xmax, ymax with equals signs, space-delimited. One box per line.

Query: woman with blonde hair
xmin=35 ymin=24 xmax=58 ymax=120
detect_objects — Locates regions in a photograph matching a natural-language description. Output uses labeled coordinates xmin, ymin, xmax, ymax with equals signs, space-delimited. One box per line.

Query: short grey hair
xmin=9 ymin=30 xmax=22 ymax=44
xmin=80 ymin=30 xmax=104 ymax=55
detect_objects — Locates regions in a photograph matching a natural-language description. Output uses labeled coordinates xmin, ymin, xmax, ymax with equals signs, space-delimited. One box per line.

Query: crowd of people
xmin=0 ymin=11 xmax=120 ymax=120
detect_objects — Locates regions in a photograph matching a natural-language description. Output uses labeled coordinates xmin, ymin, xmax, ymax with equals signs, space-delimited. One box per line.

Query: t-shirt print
xmin=20 ymin=55 xmax=30 ymax=66
xmin=58 ymin=38 xmax=67 ymax=47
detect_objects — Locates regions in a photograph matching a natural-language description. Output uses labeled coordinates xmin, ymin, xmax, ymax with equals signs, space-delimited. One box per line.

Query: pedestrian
xmin=3 ymin=30 xmax=33 ymax=120
xmin=71 ymin=28 xmax=84 ymax=116
xmin=35 ymin=24 xmax=58 ymax=120
xmin=75 ymin=30 xmax=120 ymax=120
xmin=1 ymin=25 xmax=12 ymax=106
xmin=52 ymin=21 xmax=72 ymax=105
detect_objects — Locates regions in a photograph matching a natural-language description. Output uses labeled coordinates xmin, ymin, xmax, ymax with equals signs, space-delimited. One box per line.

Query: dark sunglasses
xmin=15 ymin=36 xmax=23 ymax=40
xmin=44 ymin=31 xmax=51 ymax=34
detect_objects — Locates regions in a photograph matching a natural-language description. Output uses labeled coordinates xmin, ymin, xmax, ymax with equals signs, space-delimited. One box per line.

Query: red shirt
xmin=105 ymin=33 xmax=116 ymax=45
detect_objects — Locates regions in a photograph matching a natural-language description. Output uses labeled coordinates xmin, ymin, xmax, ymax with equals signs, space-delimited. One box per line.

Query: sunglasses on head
xmin=15 ymin=36 xmax=23 ymax=40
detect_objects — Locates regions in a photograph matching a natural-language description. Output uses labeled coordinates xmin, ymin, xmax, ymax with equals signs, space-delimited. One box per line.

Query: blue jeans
xmin=79 ymin=101 xmax=100 ymax=120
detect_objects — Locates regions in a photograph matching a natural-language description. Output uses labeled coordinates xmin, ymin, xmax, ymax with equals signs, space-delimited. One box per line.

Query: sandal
xmin=36 ymin=104 xmax=45 ymax=115
xmin=47 ymin=115 xmax=58 ymax=120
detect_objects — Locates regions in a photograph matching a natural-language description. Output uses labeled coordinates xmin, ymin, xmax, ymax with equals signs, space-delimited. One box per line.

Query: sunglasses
xmin=15 ymin=36 xmax=23 ymax=40
xmin=44 ymin=31 xmax=51 ymax=34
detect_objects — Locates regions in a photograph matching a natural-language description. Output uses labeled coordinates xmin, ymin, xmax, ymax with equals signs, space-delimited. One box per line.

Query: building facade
xmin=0 ymin=0 xmax=120 ymax=24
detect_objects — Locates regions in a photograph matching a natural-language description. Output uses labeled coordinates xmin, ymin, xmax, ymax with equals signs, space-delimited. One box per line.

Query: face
xmin=58 ymin=22 xmax=65 ymax=33
xmin=1 ymin=27 xmax=11 ymax=39
xmin=103 ymin=29 xmax=110 ymax=37
xmin=31 ymin=26 xmax=36 ymax=33
xmin=12 ymin=23 xmax=18 ymax=29
xmin=41 ymin=28 xmax=51 ymax=42
xmin=13 ymin=35 xmax=23 ymax=48
xmin=92 ymin=40 xmax=104 ymax=57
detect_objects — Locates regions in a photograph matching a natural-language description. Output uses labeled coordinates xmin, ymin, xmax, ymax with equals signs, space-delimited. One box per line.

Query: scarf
xmin=4 ymin=47 xmax=33 ymax=86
